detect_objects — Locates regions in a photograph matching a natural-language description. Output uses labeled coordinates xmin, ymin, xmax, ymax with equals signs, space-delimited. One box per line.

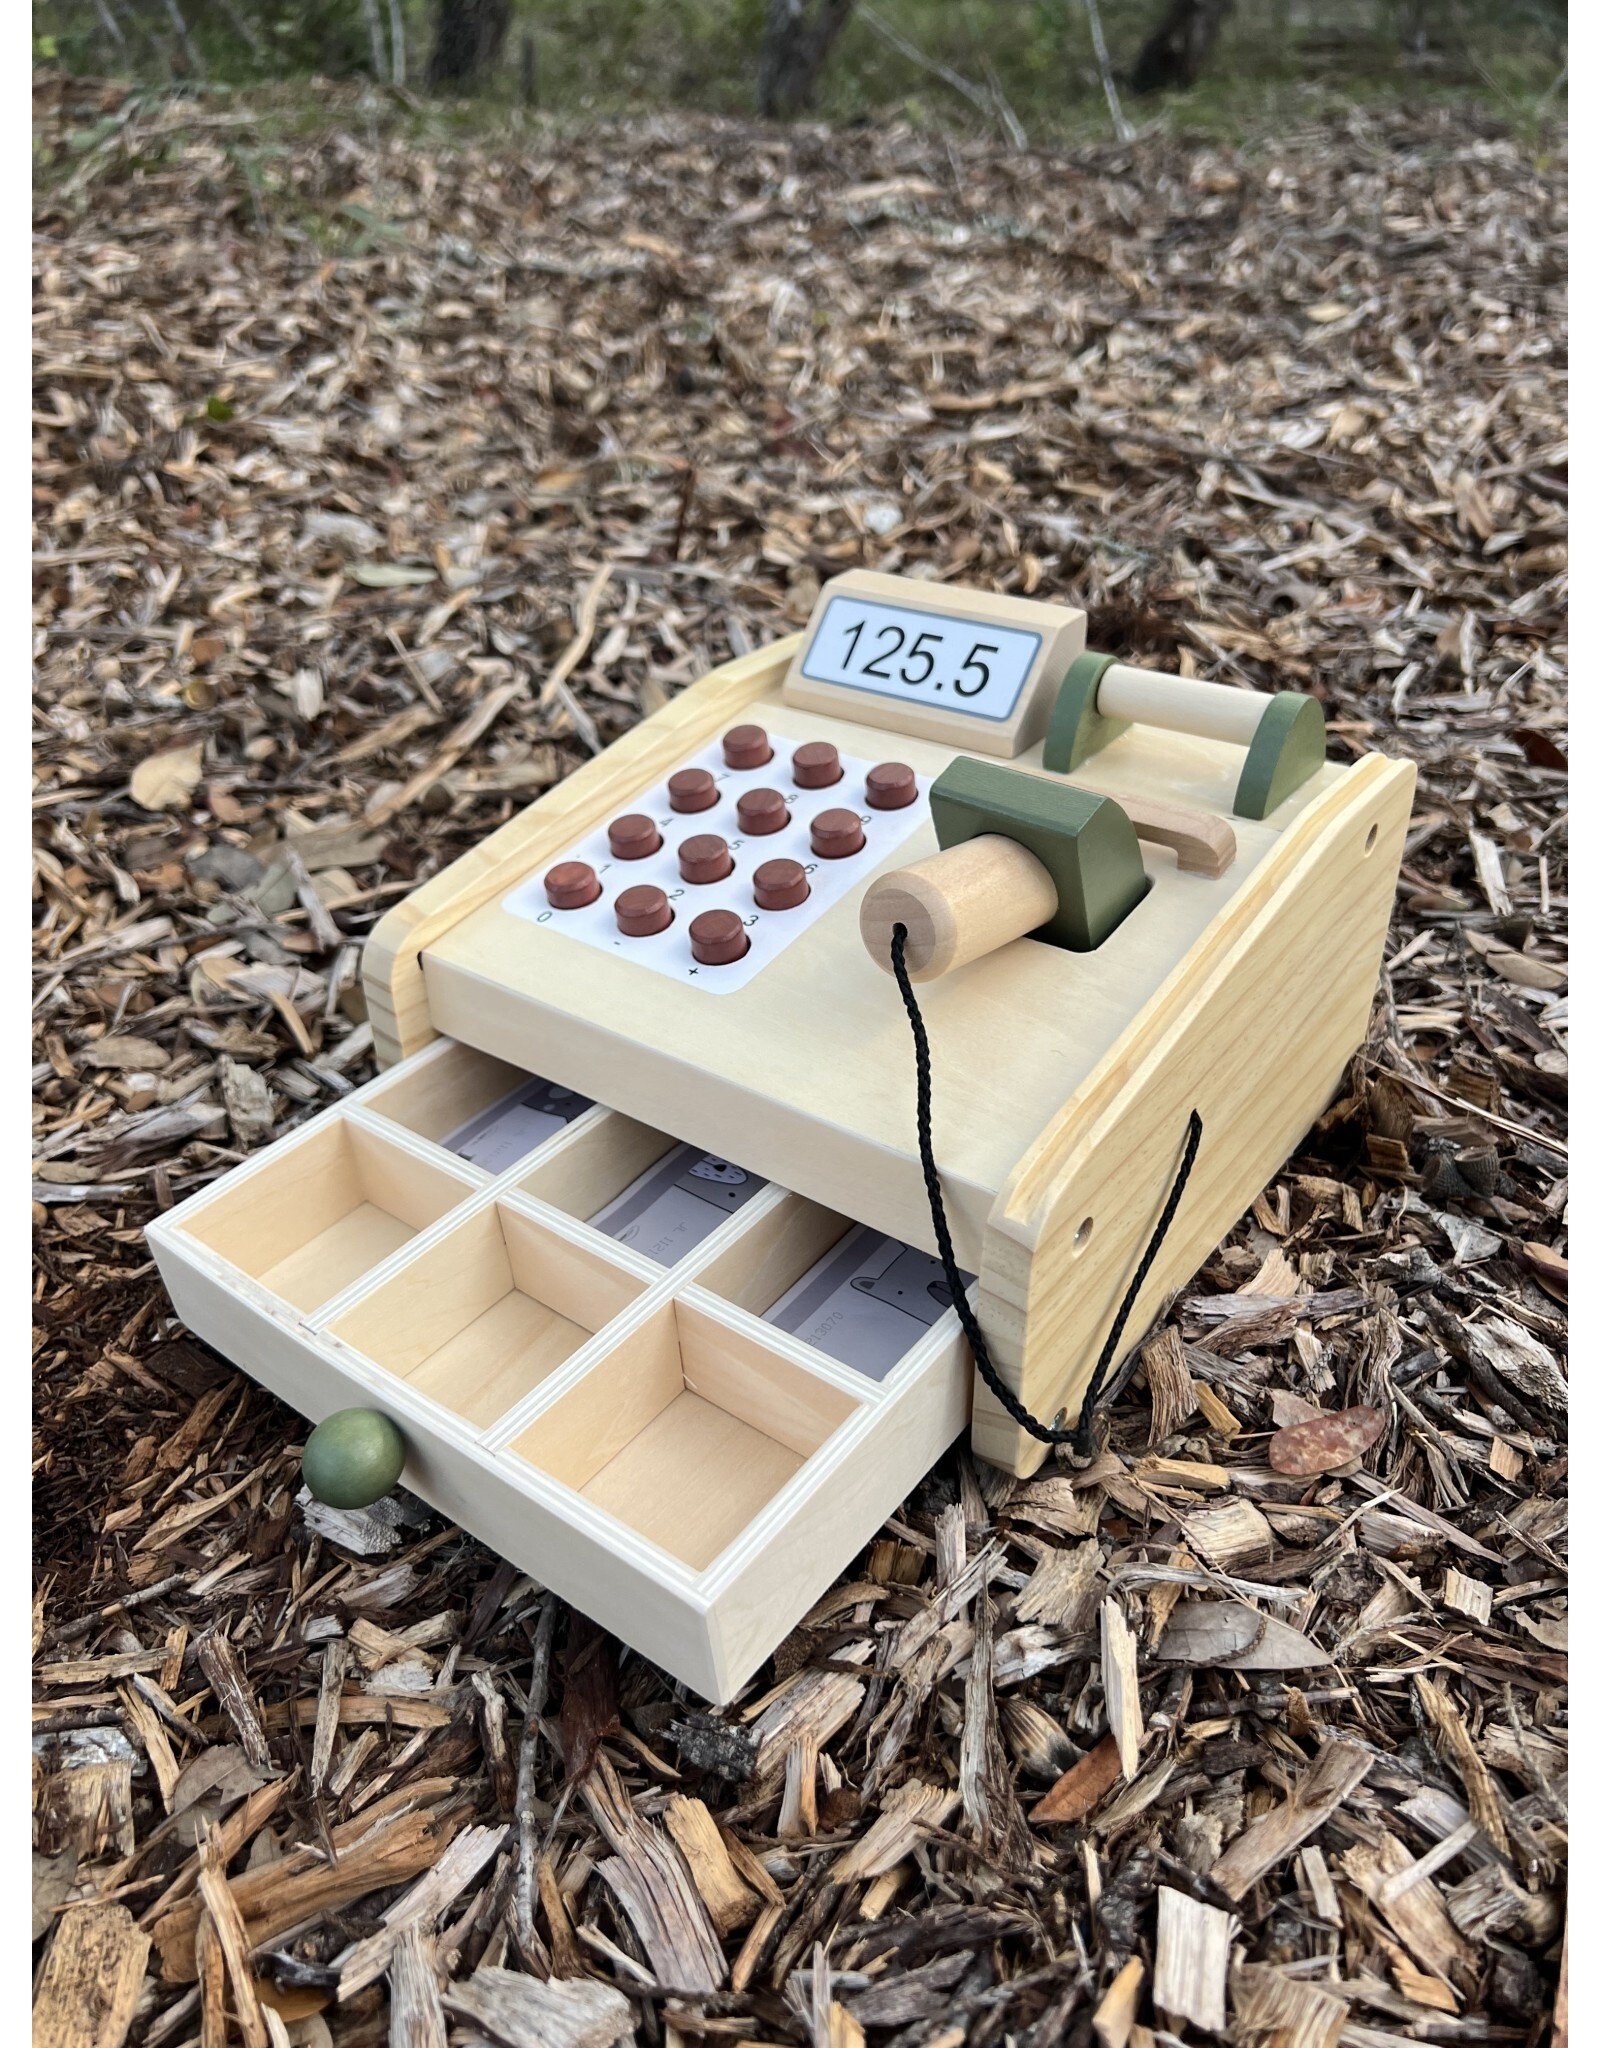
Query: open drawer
xmin=148 ymin=1036 xmax=971 ymax=1703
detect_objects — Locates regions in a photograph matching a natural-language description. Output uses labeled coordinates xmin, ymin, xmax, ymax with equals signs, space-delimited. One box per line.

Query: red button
xmin=679 ymin=834 xmax=733 ymax=885
xmin=866 ymin=762 xmax=917 ymax=810
xmin=737 ymin=787 xmax=789 ymax=836
xmin=690 ymin=909 xmax=750 ymax=965
xmin=608 ymin=813 xmax=661 ymax=860
xmin=545 ymin=861 xmax=601 ymax=909
xmin=668 ymin=768 xmax=718 ymax=813
xmin=723 ymin=724 xmax=773 ymax=770
xmin=811 ymin=808 xmax=865 ymax=859
xmin=754 ymin=858 xmax=809 ymax=911
xmin=792 ymin=741 xmax=842 ymax=789
xmin=616 ymin=885 xmax=672 ymax=936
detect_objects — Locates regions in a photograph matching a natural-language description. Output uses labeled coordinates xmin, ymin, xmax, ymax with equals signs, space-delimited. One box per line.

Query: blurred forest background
xmin=34 ymin=0 xmax=1567 ymax=138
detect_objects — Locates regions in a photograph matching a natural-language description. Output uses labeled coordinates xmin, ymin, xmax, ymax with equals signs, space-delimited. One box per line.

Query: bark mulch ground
xmin=33 ymin=75 xmax=1567 ymax=2048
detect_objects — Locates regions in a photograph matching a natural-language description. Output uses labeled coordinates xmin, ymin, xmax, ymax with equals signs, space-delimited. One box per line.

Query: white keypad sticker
xmin=500 ymin=733 xmax=929 ymax=991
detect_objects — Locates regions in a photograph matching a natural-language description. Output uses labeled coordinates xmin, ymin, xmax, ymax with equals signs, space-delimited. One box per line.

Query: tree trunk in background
xmin=427 ymin=0 xmax=511 ymax=88
xmin=1128 ymin=0 xmax=1235 ymax=94
xmin=758 ymin=0 xmax=856 ymax=118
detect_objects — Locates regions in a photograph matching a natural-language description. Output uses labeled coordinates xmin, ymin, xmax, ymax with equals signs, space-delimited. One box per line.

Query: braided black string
xmin=888 ymin=922 xmax=1203 ymax=1457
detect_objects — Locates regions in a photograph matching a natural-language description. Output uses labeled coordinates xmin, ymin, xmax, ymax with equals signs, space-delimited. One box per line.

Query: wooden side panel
xmin=363 ymin=639 xmax=798 ymax=1066
xmin=973 ymin=753 xmax=1415 ymax=1476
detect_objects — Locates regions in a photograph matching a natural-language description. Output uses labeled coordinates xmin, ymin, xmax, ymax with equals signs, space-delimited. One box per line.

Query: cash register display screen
xmin=800 ymin=594 xmax=1040 ymax=724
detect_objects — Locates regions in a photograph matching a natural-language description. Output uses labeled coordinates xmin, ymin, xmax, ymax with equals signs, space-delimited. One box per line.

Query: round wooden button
xmin=615 ymin=884 xmax=672 ymax=936
xmin=736 ymin=787 xmax=789 ymax=836
xmin=668 ymin=767 xmax=718 ymax=813
xmin=608 ymin=813 xmax=661 ymax=860
xmin=544 ymin=860 xmax=601 ymax=909
xmin=753 ymin=858 xmax=810 ymax=911
xmin=689 ymin=909 xmax=750 ymax=965
xmin=866 ymin=762 xmax=917 ymax=810
xmin=679 ymin=833 xmax=732 ymax=885
xmin=723 ymin=724 xmax=773 ymax=770
xmin=792 ymin=741 xmax=842 ymax=789
xmin=811 ymin=808 xmax=865 ymax=859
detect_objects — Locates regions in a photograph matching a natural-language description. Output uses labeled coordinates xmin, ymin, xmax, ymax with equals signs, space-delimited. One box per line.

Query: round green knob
xmin=302 ymin=1409 xmax=405 ymax=1509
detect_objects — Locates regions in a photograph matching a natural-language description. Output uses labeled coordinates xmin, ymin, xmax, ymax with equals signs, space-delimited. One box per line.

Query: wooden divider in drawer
xmin=504 ymin=1297 xmax=858 ymax=1573
xmin=515 ymin=1109 xmax=767 ymax=1267
xmin=327 ymin=1201 xmax=651 ymax=1430
xmin=173 ymin=1119 xmax=476 ymax=1316
xmin=693 ymin=1192 xmax=965 ymax=1385
xmin=358 ymin=1037 xmax=593 ymax=1175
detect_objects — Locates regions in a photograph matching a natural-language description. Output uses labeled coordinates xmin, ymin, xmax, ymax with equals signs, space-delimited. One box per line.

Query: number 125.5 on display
xmin=800 ymin=595 xmax=1041 ymax=723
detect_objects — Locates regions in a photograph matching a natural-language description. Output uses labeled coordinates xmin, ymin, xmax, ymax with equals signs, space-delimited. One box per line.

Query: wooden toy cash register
xmin=149 ymin=571 xmax=1414 ymax=1702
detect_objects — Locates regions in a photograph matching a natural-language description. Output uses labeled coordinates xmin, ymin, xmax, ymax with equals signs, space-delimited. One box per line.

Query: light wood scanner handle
xmin=860 ymin=835 xmax=1057 ymax=983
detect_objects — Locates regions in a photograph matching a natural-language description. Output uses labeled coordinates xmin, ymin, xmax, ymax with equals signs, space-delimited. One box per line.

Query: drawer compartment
xmin=174 ymin=1119 xmax=475 ymax=1315
xmin=329 ymin=1201 xmax=650 ymax=1429
xmin=148 ymin=1028 xmax=971 ymax=1705
xmin=697 ymin=1194 xmax=969 ymax=1383
xmin=361 ymin=1038 xmax=593 ymax=1172
xmin=506 ymin=1297 xmax=857 ymax=1572
xmin=518 ymin=1110 xmax=767 ymax=1266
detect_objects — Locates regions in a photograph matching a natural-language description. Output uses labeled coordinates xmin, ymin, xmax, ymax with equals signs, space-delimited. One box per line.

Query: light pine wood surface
xmin=973 ymin=750 xmax=1415 ymax=1473
xmin=412 ymin=693 xmax=1321 ymax=1275
xmin=153 ymin=604 xmax=1413 ymax=1700
xmin=859 ymin=834 xmax=1059 ymax=981
xmin=149 ymin=1065 xmax=970 ymax=1701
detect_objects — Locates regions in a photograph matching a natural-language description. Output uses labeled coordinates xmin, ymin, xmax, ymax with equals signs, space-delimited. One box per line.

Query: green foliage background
xmin=34 ymin=0 xmax=1566 ymax=139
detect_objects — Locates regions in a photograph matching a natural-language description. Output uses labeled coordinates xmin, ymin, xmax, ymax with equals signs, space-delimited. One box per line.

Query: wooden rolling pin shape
xmin=860 ymin=835 xmax=1059 ymax=982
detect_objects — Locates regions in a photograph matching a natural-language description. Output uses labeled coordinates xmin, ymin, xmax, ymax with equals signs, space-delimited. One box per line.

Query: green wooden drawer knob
xmin=302 ymin=1409 xmax=406 ymax=1509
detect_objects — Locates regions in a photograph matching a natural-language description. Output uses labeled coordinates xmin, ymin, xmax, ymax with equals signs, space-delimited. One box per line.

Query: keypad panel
xmin=500 ymin=729 xmax=928 ymax=992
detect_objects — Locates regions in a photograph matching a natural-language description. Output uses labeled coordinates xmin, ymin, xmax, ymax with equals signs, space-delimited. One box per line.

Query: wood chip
xmin=1153 ymin=1885 xmax=1234 ymax=2033
xmin=1211 ymin=1742 xmax=1375 ymax=1899
xmin=32 ymin=1903 xmax=150 ymax=2048
xmin=662 ymin=1796 xmax=761 ymax=1936
xmin=1100 ymin=1598 xmax=1144 ymax=1779
xmin=442 ymin=1969 xmax=635 ymax=2048
xmin=1413 ymin=1676 xmax=1512 ymax=1855
xmin=1092 ymin=1957 xmax=1144 ymax=2048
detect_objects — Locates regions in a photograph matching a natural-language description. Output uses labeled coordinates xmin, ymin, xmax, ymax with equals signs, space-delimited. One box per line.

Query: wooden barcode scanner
xmin=150 ymin=566 xmax=1415 ymax=1701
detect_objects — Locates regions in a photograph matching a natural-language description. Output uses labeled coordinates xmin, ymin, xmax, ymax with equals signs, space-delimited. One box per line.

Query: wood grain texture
xmin=973 ymin=751 xmax=1415 ymax=1474
xmin=859 ymin=834 xmax=1059 ymax=980
xmin=1112 ymin=790 xmax=1237 ymax=877
xmin=32 ymin=1903 xmax=150 ymax=2048
xmin=1098 ymin=661 xmax=1271 ymax=746
xmin=419 ymin=694 xmax=1313 ymax=1278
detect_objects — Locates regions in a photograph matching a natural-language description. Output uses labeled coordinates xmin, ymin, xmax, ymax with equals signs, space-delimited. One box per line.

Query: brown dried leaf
xmin=1031 ymin=1733 xmax=1122 ymax=1825
xmin=1268 ymin=1404 xmax=1386 ymax=1475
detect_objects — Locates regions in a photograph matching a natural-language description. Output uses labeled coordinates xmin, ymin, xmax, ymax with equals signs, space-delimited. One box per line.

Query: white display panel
xmin=799 ymin=594 xmax=1041 ymax=724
